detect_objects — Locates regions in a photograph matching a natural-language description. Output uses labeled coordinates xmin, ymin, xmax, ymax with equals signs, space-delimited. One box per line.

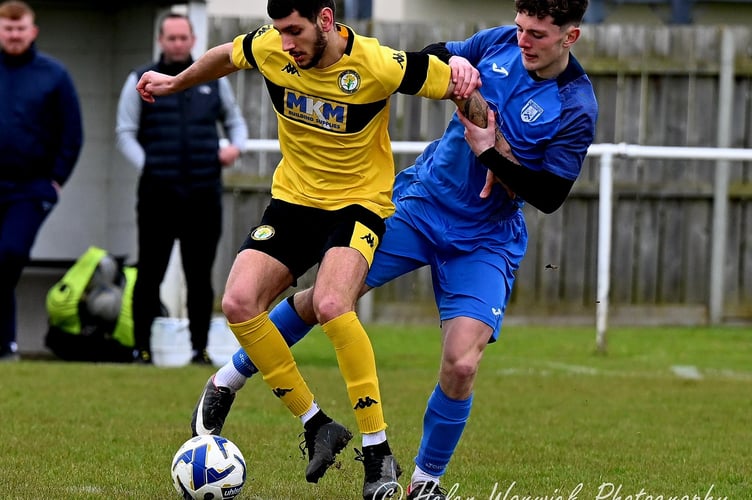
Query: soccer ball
xmin=171 ymin=435 xmax=246 ymax=499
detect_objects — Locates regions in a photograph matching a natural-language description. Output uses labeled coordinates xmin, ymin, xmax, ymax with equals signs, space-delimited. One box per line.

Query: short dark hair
xmin=158 ymin=12 xmax=193 ymax=36
xmin=0 ymin=0 xmax=35 ymax=21
xmin=267 ymin=0 xmax=336 ymax=22
xmin=515 ymin=0 xmax=589 ymax=26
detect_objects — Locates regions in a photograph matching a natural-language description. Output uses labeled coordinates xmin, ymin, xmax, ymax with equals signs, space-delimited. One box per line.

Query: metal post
xmin=596 ymin=152 xmax=614 ymax=353
xmin=710 ymin=28 xmax=734 ymax=325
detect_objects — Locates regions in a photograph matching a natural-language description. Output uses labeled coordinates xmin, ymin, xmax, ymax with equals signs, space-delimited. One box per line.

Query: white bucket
xmin=206 ymin=317 xmax=241 ymax=368
xmin=150 ymin=317 xmax=192 ymax=367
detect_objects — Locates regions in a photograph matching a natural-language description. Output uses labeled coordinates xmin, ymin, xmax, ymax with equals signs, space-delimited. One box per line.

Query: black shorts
xmin=239 ymin=199 xmax=386 ymax=281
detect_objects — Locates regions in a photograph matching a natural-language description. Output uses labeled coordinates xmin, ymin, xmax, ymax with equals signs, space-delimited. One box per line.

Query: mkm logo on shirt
xmin=283 ymin=89 xmax=347 ymax=132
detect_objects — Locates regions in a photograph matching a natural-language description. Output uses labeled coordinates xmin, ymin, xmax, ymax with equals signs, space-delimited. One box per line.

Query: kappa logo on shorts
xmin=251 ymin=225 xmax=275 ymax=241
xmin=360 ymin=232 xmax=376 ymax=248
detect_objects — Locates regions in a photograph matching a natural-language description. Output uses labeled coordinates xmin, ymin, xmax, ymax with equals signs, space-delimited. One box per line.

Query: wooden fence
xmin=210 ymin=19 xmax=752 ymax=325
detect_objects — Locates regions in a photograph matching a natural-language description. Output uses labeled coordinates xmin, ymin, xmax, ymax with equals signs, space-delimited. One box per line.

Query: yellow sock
xmin=229 ymin=312 xmax=313 ymax=417
xmin=322 ymin=311 xmax=386 ymax=434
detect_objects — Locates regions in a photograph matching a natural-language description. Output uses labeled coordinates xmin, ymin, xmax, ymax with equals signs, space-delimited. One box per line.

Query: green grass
xmin=1 ymin=325 xmax=750 ymax=499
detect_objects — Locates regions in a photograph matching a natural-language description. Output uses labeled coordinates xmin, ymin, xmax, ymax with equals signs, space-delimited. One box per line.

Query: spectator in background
xmin=0 ymin=0 xmax=83 ymax=362
xmin=116 ymin=13 xmax=248 ymax=366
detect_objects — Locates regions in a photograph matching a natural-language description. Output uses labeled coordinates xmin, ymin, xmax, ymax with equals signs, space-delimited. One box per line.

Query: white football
xmin=171 ymin=435 xmax=246 ymax=499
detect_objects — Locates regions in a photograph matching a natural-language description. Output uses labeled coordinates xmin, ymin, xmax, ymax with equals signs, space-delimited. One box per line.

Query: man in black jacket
xmin=116 ymin=12 xmax=248 ymax=365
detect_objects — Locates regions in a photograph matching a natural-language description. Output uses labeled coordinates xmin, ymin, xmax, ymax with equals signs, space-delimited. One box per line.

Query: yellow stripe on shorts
xmin=350 ymin=221 xmax=380 ymax=267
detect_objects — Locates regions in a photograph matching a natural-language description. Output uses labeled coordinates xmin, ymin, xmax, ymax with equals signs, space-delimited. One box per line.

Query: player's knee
xmin=443 ymin=357 xmax=479 ymax=385
xmin=312 ymin=293 xmax=351 ymax=324
xmin=222 ymin=289 xmax=260 ymax=323
xmin=221 ymin=293 xmax=242 ymax=322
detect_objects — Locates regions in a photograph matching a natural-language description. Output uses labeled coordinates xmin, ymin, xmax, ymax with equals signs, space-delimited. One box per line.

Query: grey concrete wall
xmin=29 ymin=4 xmax=154 ymax=262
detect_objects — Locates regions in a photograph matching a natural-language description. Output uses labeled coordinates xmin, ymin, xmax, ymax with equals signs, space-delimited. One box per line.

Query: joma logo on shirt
xmin=284 ymin=90 xmax=347 ymax=132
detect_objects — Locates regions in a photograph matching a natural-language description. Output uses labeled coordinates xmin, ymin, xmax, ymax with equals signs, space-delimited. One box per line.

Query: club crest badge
xmin=521 ymin=99 xmax=544 ymax=123
xmin=251 ymin=225 xmax=275 ymax=241
xmin=338 ymin=70 xmax=361 ymax=94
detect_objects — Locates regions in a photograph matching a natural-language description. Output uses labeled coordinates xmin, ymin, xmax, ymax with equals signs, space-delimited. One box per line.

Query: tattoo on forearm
xmin=461 ymin=92 xmax=488 ymax=128
xmin=453 ymin=90 xmax=488 ymax=128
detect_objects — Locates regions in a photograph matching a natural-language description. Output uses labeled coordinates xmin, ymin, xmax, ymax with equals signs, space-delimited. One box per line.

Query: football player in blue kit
xmin=191 ymin=0 xmax=597 ymax=498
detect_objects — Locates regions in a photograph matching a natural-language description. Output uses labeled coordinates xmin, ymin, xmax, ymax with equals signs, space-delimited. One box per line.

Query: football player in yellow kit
xmin=136 ymin=1 xmax=486 ymax=497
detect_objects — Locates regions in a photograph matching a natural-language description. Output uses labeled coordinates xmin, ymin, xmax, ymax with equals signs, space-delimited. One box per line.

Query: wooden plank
xmin=684 ymin=202 xmax=711 ymax=303
xmin=560 ymin=199 xmax=590 ymax=305
xmin=657 ymin=200 xmax=685 ymax=302
xmin=514 ymin=208 xmax=541 ymax=305
xmin=611 ymin=199 xmax=637 ymax=304
xmin=590 ymin=76 xmax=619 ymax=142
xmin=537 ymin=210 xmax=565 ymax=304
xmin=634 ymin=201 xmax=660 ymax=303
xmin=741 ymin=202 xmax=752 ymax=305
xmin=724 ymin=202 xmax=742 ymax=304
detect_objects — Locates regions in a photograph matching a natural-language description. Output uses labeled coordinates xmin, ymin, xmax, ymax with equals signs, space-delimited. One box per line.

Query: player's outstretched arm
xmin=136 ymin=42 xmax=238 ymax=103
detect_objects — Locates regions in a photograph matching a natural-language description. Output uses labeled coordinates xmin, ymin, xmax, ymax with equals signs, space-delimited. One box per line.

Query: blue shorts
xmin=365 ymin=196 xmax=527 ymax=341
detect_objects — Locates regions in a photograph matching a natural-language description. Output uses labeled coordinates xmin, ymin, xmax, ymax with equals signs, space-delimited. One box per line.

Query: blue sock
xmin=415 ymin=384 xmax=473 ymax=477
xmin=230 ymin=296 xmax=314 ymax=377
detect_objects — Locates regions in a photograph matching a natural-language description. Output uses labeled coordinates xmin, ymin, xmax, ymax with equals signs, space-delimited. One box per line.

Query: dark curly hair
xmin=515 ymin=0 xmax=589 ymax=26
xmin=267 ymin=0 xmax=336 ymax=22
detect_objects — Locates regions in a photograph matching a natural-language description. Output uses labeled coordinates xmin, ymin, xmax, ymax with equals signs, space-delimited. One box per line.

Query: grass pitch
xmin=1 ymin=325 xmax=749 ymax=499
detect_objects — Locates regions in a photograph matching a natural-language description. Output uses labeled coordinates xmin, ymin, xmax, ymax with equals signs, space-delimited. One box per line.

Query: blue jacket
xmin=0 ymin=44 xmax=83 ymax=198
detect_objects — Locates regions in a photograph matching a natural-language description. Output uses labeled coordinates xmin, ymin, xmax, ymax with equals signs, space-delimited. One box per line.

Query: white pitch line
xmin=496 ymin=362 xmax=752 ymax=382
xmin=671 ymin=365 xmax=703 ymax=380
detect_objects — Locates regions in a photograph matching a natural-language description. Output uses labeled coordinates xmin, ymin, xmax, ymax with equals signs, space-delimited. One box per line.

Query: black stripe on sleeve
xmin=243 ymin=30 xmax=259 ymax=69
xmin=397 ymin=52 xmax=430 ymax=95
xmin=420 ymin=42 xmax=452 ymax=63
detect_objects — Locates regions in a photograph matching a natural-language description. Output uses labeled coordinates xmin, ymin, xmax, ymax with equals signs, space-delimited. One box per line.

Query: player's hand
xmin=458 ymin=107 xmax=496 ymax=155
xmin=459 ymin=109 xmax=519 ymax=200
xmin=136 ymin=71 xmax=175 ymax=103
xmin=479 ymin=170 xmax=496 ymax=199
xmin=479 ymin=170 xmax=516 ymax=200
xmin=448 ymin=55 xmax=481 ymax=99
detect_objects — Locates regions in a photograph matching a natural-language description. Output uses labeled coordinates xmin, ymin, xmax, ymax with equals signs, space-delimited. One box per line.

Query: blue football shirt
xmin=398 ymin=26 xmax=598 ymax=223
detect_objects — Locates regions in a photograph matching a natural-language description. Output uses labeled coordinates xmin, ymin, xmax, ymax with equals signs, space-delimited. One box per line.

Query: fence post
xmin=596 ymin=151 xmax=614 ymax=353
xmin=710 ymin=27 xmax=734 ymax=325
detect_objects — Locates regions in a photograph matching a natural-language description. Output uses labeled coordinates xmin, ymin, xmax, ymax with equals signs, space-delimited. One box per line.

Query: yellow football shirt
xmin=231 ymin=24 xmax=451 ymax=218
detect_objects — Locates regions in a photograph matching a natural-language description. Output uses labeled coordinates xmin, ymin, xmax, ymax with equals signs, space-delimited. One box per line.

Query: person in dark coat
xmin=0 ymin=0 xmax=83 ymax=361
